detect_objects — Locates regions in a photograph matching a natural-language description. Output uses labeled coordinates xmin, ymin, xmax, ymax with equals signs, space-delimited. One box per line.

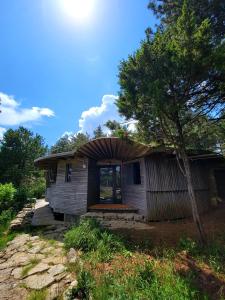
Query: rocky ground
xmin=0 ymin=232 xmax=78 ymax=300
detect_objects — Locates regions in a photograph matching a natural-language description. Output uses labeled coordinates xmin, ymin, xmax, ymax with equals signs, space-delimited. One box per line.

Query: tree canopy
xmin=0 ymin=127 xmax=47 ymax=187
xmin=117 ymin=0 xmax=225 ymax=242
xmin=148 ymin=0 xmax=225 ymax=42
xmin=50 ymin=132 xmax=90 ymax=154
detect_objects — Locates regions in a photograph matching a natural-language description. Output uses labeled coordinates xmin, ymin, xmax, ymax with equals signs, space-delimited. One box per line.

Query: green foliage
xmin=118 ymin=1 xmax=225 ymax=151
xmin=179 ymin=237 xmax=225 ymax=274
xmin=93 ymin=125 xmax=106 ymax=139
xmin=0 ymin=127 xmax=47 ymax=187
xmin=21 ymin=257 xmax=41 ymax=277
xmin=64 ymin=219 xmax=125 ymax=262
xmin=91 ymin=262 xmax=205 ymax=300
xmin=0 ymin=183 xmax=16 ymax=212
xmin=27 ymin=290 xmax=47 ymax=300
xmin=67 ymin=270 xmax=93 ymax=300
xmin=0 ymin=209 xmax=15 ymax=226
xmin=148 ymin=0 xmax=225 ymax=42
xmin=50 ymin=132 xmax=90 ymax=154
xmin=105 ymin=120 xmax=130 ymax=139
xmin=64 ymin=218 xmax=103 ymax=252
xmin=27 ymin=177 xmax=46 ymax=199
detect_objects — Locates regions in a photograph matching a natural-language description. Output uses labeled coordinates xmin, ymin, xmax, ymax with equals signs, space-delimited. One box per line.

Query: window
xmin=65 ymin=163 xmax=72 ymax=182
xmin=125 ymin=161 xmax=141 ymax=185
xmin=47 ymin=166 xmax=57 ymax=187
xmin=133 ymin=162 xmax=141 ymax=184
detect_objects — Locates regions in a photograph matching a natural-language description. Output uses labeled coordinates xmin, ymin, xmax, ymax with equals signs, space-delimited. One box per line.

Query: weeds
xmin=178 ymin=237 xmax=225 ymax=274
xmin=64 ymin=218 xmax=125 ymax=263
xmin=21 ymin=257 xmax=41 ymax=277
xmin=27 ymin=289 xmax=47 ymax=300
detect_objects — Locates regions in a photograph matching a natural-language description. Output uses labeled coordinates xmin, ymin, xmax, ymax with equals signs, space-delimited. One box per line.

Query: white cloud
xmin=79 ymin=95 xmax=121 ymax=134
xmin=0 ymin=92 xmax=54 ymax=127
xmin=78 ymin=94 xmax=137 ymax=135
xmin=0 ymin=127 xmax=6 ymax=139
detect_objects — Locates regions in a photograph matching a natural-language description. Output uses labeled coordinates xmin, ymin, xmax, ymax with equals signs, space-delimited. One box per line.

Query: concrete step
xmin=81 ymin=212 xmax=146 ymax=223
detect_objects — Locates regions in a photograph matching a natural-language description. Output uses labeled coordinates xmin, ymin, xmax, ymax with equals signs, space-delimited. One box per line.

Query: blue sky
xmin=0 ymin=0 xmax=156 ymax=146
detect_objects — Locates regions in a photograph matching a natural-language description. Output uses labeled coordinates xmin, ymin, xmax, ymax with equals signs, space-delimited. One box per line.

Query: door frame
xmin=99 ymin=164 xmax=122 ymax=204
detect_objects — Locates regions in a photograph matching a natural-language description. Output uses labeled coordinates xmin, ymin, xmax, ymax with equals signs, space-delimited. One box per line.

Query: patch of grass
xmin=27 ymin=289 xmax=47 ymax=300
xmin=178 ymin=237 xmax=225 ymax=274
xmin=64 ymin=220 xmax=224 ymax=300
xmin=47 ymin=239 xmax=57 ymax=246
xmin=21 ymin=257 xmax=41 ymax=277
xmin=70 ymin=260 xmax=207 ymax=300
xmin=66 ymin=269 xmax=93 ymax=300
xmin=64 ymin=218 xmax=103 ymax=252
xmin=64 ymin=219 xmax=125 ymax=263
xmin=0 ymin=222 xmax=17 ymax=250
xmin=65 ymin=260 xmax=81 ymax=275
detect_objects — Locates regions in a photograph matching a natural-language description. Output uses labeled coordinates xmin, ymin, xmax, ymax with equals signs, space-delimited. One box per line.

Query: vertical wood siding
xmin=122 ymin=158 xmax=147 ymax=216
xmin=47 ymin=158 xmax=88 ymax=215
xmin=145 ymin=156 xmax=210 ymax=220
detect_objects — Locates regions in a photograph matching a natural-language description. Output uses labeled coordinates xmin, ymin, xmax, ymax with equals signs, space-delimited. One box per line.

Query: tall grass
xmin=64 ymin=218 xmax=125 ymax=262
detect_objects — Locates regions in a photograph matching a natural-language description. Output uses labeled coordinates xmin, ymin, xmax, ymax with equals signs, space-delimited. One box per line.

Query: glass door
xmin=99 ymin=165 xmax=121 ymax=204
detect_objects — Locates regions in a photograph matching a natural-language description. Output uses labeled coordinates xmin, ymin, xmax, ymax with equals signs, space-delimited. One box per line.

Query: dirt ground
xmin=113 ymin=202 xmax=225 ymax=246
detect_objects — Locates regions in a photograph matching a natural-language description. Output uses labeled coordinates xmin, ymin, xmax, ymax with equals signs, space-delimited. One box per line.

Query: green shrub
xmin=0 ymin=183 xmax=16 ymax=212
xmin=64 ymin=218 xmax=103 ymax=252
xmin=64 ymin=218 xmax=126 ymax=262
xmin=66 ymin=270 xmax=93 ymax=300
xmin=0 ymin=209 xmax=15 ymax=226
xmin=13 ymin=186 xmax=28 ymax=211
xmin=27 ymin=178 xmax=46 ymax=199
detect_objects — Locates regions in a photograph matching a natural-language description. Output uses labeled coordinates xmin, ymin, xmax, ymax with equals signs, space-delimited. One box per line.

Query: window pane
xmin=133 ymin=162 xmax=141 ymax=184
xmin=65 ymin=163 xmax=72 ymax=182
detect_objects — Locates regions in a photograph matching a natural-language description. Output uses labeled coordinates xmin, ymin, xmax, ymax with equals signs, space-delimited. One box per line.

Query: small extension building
xmin=35 ymin=137 xmax=225 ymax=221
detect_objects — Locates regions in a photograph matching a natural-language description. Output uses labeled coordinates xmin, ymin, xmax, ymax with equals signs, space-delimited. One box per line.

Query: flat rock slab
xmin=0 ymin=268 xmax=13 ymax=282
xmin=48 ymin=264 xmax=65 ymax=277
xmin=27 ymin=263 xmax=50 ymax=276
xmin=25 ymin=273 xmax=55 ymax=290
xmin=11 ymin=267 xmax=23 ymax=279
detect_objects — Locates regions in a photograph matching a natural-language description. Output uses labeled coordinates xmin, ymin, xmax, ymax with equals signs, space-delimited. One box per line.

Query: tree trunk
xmin=180 ymin=149 xmax=207 ymax=244
xmin=173 ymin=115 xmax=207 ymax=244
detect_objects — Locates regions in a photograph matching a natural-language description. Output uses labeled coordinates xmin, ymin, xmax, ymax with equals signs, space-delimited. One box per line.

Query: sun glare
xmin=61 ymin=0 xmax=95 ymax=23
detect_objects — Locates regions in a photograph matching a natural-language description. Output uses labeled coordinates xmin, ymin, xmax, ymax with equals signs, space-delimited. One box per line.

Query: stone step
xmin=81 ymin=212 xmax=146 ymax=223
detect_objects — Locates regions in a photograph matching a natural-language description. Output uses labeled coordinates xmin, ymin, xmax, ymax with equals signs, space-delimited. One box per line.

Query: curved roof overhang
xmin=34 ymin=137 xmax=157 ymax=169
xmin=34 ymin=137 xmax=224 ymax=169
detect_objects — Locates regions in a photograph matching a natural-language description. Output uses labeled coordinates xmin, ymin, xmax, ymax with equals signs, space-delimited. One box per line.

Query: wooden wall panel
xmin=145 ymin=156 xmax=210 ymax=220
xmin=47 ymin=158 xmax=88 ymax=215
xmin=122 ymin=158 xmax=147 ymax=216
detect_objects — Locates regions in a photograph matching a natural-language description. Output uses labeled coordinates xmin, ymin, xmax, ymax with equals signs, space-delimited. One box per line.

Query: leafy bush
xmin=64 ymin=218 xmax=125 ymax=262
xmin=0 ymin=183 xmax=16 ymax=212
xmin=0 ymin=209 xmax=15 ymax=226
xmin=13 ymin=186 xmax=28 ymax=211
xmin=66 ymin=270 xmax=93 ymax=300
xmin=64 ymin=218 xmax=103 ymax=252
xmin=27 ymin=178 xmax=45 ymax=199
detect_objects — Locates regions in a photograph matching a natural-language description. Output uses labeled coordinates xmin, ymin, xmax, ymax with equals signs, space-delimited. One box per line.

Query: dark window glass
xmin=133 ymin=162 xmax=141 ymax=184
xmin=124 ymin=161 xmax=141 ymax=185
xmin=47 ymin=166 xmax=57 ymax=187
xmin=65 ymin=163 xmax=72 ymax=182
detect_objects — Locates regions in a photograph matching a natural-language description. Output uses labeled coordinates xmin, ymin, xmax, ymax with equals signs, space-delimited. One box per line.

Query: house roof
xmin=34 ymin=137 xmax=224 ymax=169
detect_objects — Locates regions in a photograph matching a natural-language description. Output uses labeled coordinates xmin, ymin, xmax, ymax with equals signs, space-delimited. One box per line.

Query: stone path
xmin=10 ymin=204 xmax=34 ymax=231
xmin=32 ymin=199 xmax=65 ymax=226
xmin=0 ymin=233 xmax=78 ymax=300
